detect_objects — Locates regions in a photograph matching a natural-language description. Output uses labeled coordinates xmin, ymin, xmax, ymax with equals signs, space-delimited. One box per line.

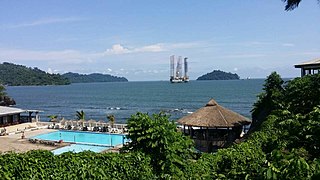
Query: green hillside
xmin=0 ymin=62 xmax=70 ymax=86
xmin=197 ymin=70 xmax=240 ymax=80
xmin=62 ymin=72 xmax=128 ymax=83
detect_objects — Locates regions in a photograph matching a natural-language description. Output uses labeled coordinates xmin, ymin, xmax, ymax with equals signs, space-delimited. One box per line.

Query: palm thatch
xmin=60 ymin=119 xmax=66 ymax=126
xmin=97 ymin=120 xmax=106 ymax=127
xmin=77 ymin=119 xmax=85 ymax=126
xmin=49 ymin=118 xmax=58 ymax=123
xmin=178 ymin=99 xmax=251 ymax=128
xmin=88 ymin=119 xmax=97 ymax=127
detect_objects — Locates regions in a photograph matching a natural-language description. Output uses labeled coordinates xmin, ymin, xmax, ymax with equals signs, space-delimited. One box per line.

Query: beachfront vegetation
xmin=0 ymin=73 xmax=319 ymax=179
xmin=0 ymin=151 xmax=155 ymax=179
xmin=196 ymin=70 xmax=240 ymax=80
xmin=251 ymin=72 xmax=284 ymax=132
xmin=0 ymin=84 xmax=16 ymax=106
xmin=0 ymin=62 xmax=70 ymax=86
xmin=107 ymin=114 xmax=115 ymax=128
xmin=76 ymin=110 xmax=85 ymax=120
xmin=63 ymin=72 xmax=128 ymax=83
xmin=123 ymin=112 xmax=194 ymax=178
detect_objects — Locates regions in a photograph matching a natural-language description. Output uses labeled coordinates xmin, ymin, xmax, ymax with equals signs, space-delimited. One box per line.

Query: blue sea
xmin=6 ymin=80 xmax=264 ymax=123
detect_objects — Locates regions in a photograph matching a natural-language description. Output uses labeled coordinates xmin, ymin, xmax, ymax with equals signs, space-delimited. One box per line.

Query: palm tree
xmin=282 ymin=0 xmax=320 ymax=11
xmin=76 ymin=110 xmax=85 ymax=120
xmin=48 ymin=115 xmax=58 ymax=122
xmin=107 ymin=114 xmax=115 ymax=128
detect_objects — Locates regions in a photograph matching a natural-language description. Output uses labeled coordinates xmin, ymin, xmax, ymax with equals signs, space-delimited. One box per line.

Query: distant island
xmin=63 ymin=72 xmax=128 ymax=83
xmin=0 ymin=62 xmax=70 ymax=86
xmin=0 ymin=62 xmax=128 ymax=86
xmin=197 ymin=70 xmax=240 ymax=80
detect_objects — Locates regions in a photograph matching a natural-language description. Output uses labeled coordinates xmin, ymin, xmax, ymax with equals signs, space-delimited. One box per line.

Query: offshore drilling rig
xmin=170 ymin=55 xmax=189 ymax=83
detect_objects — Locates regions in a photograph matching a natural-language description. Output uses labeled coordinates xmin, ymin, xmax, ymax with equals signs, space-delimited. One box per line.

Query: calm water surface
xmin=6 ymin=80 xmax=264 ymax=123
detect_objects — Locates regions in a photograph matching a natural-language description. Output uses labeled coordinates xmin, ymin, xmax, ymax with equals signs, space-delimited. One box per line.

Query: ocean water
xmin=6 ymin=80 xmax=264 ymax=123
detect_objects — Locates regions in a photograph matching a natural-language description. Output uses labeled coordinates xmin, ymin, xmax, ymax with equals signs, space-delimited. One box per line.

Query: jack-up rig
xmin=170 ymin=55 xmax=189 ymax=83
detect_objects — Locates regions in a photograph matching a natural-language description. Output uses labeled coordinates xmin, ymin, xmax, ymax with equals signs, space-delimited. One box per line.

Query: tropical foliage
xmin=76 ymin=110 xmax=85 ymax=120
xmin=0 ymin=151 xmax=155 ymax=179
xmin=251 ymin=72 xmax=284 ymax=132
xmin=0 ymin=84 xmax=16 ymax=106
xmin=107 ymin=114 xmax=115 ymax=128
xmin=0 ymin=62 xmax=70 ymax=86
xmin=282 ymin=0 xmax=320 ymax=11
xmin=123 ymin=112 xmax=194 ymax=177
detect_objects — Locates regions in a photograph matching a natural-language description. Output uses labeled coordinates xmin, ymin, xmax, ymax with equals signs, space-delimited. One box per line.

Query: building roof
xmin=177 ymin=99 xmax=251 ymax=128
xmin=294 ymin=58 xmax=320 ymax=68
xmin=0 ymin=106 xmax=26 ymax=116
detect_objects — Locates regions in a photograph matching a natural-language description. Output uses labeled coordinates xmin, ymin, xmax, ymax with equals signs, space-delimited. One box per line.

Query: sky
xmin=0 ymin=0 xmax=319 ymax=81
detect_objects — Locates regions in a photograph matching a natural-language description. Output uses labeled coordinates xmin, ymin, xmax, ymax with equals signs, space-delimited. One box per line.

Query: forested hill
xmin=62 ymin=72 xmax=128 ymax=83
xmin=0 ymin=62 xmax=70 ymax=86
xmin=197 ymin=70 xmax=240 ymax=80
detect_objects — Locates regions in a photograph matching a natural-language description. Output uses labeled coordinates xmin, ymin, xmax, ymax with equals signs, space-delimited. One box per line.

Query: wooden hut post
xmin=206 ymin=127 xmax=210 ymax=151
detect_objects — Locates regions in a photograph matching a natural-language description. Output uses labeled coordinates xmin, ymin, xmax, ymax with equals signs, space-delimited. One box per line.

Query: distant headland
xmin=63 ymin=72 xmax=128 ymax=83
xmin=197 ymin=70 xmax=240 ymax=80
xmin=0 ymin=62 xmax=128 ymax=86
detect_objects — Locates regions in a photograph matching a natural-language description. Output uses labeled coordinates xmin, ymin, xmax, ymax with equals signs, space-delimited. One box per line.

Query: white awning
xmin=0 ymin=106 xmax=26 ymax=116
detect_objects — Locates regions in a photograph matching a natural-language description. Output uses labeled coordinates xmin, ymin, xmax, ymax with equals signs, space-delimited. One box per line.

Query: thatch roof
xmin=177 ymin=99 xmax=251 ymax=128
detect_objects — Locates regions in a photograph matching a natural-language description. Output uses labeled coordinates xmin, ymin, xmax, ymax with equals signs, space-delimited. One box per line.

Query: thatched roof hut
xmin=178 ymin=99 xmax=251 ymax=128
xmin=178 ymin=99 xmax=252 ymax=152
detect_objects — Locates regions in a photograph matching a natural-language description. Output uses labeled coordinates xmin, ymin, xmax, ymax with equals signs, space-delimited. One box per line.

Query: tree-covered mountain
xmin=0 ymin=62 xmax=70 ymax=86
xmin=62 ymin=72 xmax=128 ymax=83
xmin=197 ymin=70 xmax=240 ymax=80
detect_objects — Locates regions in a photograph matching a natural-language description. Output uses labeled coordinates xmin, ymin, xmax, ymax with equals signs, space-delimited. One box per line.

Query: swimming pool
xmin=32 ymin=130 xmax=127 ymax=154
xmin=32 ymin=130 xmax=126 ymax=146
xmin=52 ymin=144 xmax=109 ymax=155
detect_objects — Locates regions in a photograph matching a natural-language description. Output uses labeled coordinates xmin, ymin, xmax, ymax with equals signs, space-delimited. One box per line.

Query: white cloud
xmin=135 ymin=44 xmax=165 ymax=53
xmin=104 ymin=44 xmax=130 ymax=55
xmin=47 ymin=68 xmax=53 ymax=74
xmin=2 ymin=17 xmax=86 ymax=29
xmin=47 ymin=68 xmax=60 ymax=74
xmin=102 ymin=42 xmax=202 ymax=56
xmin=103 ymin=43 xmax=165 ymax=55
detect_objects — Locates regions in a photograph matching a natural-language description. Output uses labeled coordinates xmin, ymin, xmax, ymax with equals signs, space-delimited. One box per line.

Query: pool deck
xmin=0 ymin=124 xmax=65 ymax=153
xmin=0 ymin=122 xmax=126 ymax=153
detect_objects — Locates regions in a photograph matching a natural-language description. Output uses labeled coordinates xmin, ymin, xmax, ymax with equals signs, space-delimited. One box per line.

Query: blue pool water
xmin=32 ymin=130 xmax=127 ymax=154
xmin=32 ymin=130 xmax=126 ymax=146
xmin=52 ymin=144 xmax=109 ymax=155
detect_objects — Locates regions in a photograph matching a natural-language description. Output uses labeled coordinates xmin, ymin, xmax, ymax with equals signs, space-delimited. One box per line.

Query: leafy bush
xmin=124 ymin=112 xmax=194 ymax=177
xmin=0 ymin=151 xmax=155 ymax=179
